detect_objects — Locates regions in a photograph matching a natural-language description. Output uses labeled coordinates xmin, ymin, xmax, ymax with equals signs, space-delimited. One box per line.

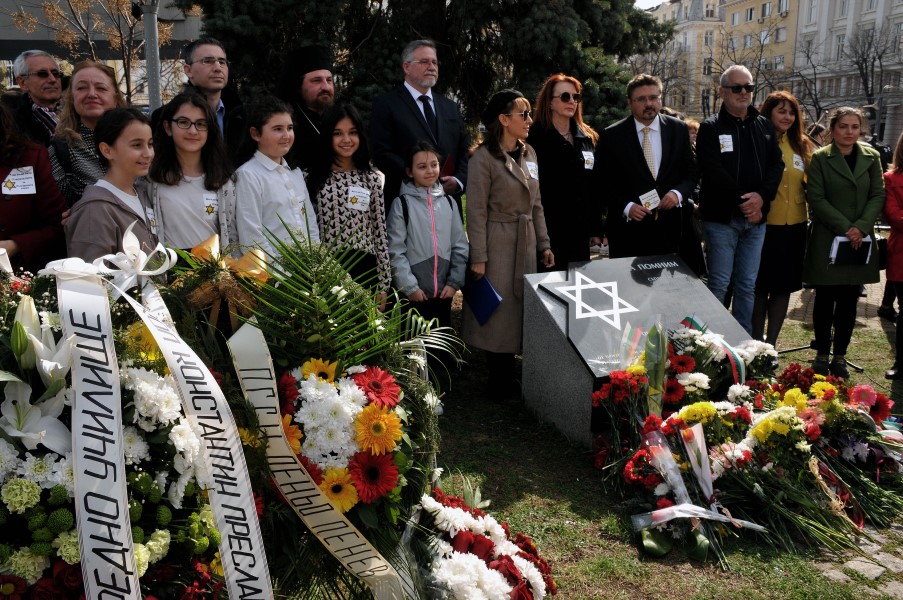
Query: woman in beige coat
xmin=462 ymin=89 xmax=555 ymax=400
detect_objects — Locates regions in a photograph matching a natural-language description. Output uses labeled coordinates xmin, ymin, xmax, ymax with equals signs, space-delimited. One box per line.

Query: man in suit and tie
xmin=370 ymin=39 xmax=470 ymax=206
xmin=594 ymin=73 xmax=697 ymax=261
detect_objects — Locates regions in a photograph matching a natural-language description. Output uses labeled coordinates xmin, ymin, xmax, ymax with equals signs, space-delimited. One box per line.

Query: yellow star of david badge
xmin=3 ymin=180 xmax=14 ymax=190
xmin=205 ymin=204 xmax=215 ymax=215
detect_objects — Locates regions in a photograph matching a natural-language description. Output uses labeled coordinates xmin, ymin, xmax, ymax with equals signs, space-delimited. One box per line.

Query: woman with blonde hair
xmin=49 ymin=61 xmax=127 ymax=205
xmin=527 ymin=73 xmax=601 ymax=269
xmin=752 ymin=90 xmax=813 ymax=346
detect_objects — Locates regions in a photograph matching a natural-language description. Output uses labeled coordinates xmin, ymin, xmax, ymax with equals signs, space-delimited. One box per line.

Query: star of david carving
xmin=556 ymin=272 xmax=639 ymax=330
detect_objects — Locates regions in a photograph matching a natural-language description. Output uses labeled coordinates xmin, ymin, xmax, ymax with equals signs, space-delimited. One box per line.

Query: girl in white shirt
xmin=146 ymin=92 xmax=238 ymax=253
xmin=234 ymin=96 xmax=319 ymax=257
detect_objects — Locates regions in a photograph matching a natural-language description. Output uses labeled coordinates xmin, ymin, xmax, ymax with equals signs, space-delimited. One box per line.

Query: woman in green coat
xmin=802 ymin=107 xmax=885 ymax=378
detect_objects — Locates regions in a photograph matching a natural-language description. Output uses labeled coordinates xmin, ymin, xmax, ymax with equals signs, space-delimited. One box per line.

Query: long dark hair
xmin=0 ymin=103 xmax=28 ymax=164
xmin=309 ymin=103 xmax=373 ymax=193
xmin=759 ymin=91 xmax=812 ymax=169
xmin=94 ymin=108 xmax=150 ymax=168
xmin=235 ymin=95 xmax=293 ymax=167
xmin=150 ymin=92 xmax=233 ymax=190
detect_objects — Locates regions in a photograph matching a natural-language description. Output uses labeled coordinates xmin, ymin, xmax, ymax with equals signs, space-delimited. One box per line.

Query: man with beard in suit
xmin=594 ymin=73 xmax=697 ymax=261
xmin=370 ymin=39 xmax=470 ymax=207
xmin=277 ymin=45 xmax=335 ymax=172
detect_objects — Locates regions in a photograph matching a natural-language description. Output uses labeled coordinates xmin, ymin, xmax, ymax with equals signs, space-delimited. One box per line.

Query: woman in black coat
xmin=527 ymin=73 xmax=601 ymax=270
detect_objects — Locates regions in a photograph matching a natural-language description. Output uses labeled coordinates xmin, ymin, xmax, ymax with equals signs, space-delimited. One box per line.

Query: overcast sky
xmin=635 ymin=0 xmax=661 ymax=9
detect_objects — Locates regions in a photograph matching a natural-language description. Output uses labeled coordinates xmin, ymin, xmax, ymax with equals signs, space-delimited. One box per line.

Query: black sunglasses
xmin=25 ymin=69 xmax=62 ymax=79
xmin=725 ymin=84 xmax=755 ymax=94
xmin=553 ymin=92 xmax=582 ymax=103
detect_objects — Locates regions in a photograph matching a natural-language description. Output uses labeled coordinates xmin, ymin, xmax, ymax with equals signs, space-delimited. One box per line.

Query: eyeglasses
xmin=553 ymin=92 xmax=581 ymax=103
xmin=170 ymin=118 xmax=209 ymax=131
xmin=725 ymin=84 xmax=755 ymax=94
xmin=190 ymin=57 xmax=229 ymax=68
xmin=409 ymin=59 xmax=439 ymax=67
xmin=24 ymin=69 xmax=62 ymax=79
xmin=505 ymin=110 xmax=533 ymax=120
xmin=631 ymin=94 xmax=661 ymax=104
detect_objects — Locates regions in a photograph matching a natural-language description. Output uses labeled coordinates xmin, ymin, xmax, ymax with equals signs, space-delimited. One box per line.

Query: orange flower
xmin=282 ymin=413 xmax=303 ymax=454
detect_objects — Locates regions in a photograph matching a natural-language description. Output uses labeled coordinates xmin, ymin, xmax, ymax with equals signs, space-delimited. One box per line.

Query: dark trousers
xmin=404 ymin=296 xmax=453 ymax=329
xmin=813 ymin=285 xmax=861 ymax=356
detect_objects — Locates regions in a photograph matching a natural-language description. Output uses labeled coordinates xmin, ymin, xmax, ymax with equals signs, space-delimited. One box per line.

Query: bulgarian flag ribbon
xmin=679 ymin=316 xmax=746 ymax=384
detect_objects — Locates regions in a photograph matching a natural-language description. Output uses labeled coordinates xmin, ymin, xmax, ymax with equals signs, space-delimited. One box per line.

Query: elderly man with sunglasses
xmin=696 ymin=65 xmax=784 ymax=337
xmin=4 ymin=50 xmax=63 ymax=147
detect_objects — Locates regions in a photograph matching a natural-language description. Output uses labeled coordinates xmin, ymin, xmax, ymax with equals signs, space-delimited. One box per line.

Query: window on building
xmin=807 ymin=0 xmax=817 ymax=23
xmin=703 ymin=57 xmax=713 ymax=75
xmin=732 ymin=11 xmax=740 ymax=26
xmin=836 ymin=34 xmax=845 ymax=60
xmin=704 ymin=30 xmax=714 ymax=46
xmin=706 ymin=3 xmax=715 ymax=18
xmin=803 ymin=37 xmax=814 ymax=57
xmin=746 ymin=7 xmax=755 ymax=21
xmin=776 ymin=27 xmax=787 ymax=42
xmin=774 ymin=55 xmax=784 ymax=70
xmin=898 ymin=22 xmax=903 ymax=52
xmin=729 ymin=36 xmax=737 ymax=50
xmin=866 ymin=0 xmax=878 ymax=10
xmin=744 ymin=34 xmax=754 ymax=48
xmin=839 ymin=0 xmax=848 ymax=16
xmin=778 ymin=0 xmax=789 ymax=12
xmin=760 ymin=29 xmax=770 ymax=44
xmin=762 ymin=2 xmax=772 ymax=18
xmin=760 ymin=57 xmax=770 ymax=71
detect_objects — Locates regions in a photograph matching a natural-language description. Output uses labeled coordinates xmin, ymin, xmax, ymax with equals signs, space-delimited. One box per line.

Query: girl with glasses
xmin=144 ymin=92 xmax=238 ymax=253
xmin=528 ymin=73 xmax=600 ymax=270
xmin=462 ymin=89 xmax=554 ymax=402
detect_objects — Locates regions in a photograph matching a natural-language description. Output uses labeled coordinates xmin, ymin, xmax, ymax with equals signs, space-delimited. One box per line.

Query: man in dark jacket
xmin=696 ymin=65 xmax=784 ymax=336
xmin=370 ymin=39 xmax=470 ymax=207
xmin=5 ymin=50 xmax=62 ymax=147
xmin=276 ymin=45 xmax=334 ymax=173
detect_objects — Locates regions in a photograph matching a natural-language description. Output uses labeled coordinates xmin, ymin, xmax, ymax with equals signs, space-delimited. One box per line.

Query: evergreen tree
xmin=173 ymin=0 xmax=671 ymax=129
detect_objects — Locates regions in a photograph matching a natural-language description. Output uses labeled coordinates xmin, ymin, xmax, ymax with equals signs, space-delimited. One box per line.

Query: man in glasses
xmin=696 ymin=64 xmax=783 ymax=336
xmin=6 ymin=50 xmax=62 ymax=147
xmin=370 ymin=39 xmax=470 ymax=207
xmin=153 ymin=37 xmax=244 ymax=159
xmin=276 ymin=45 xmax=335 ymax=172
xmin=594 ymin=73 xmax=696 ymax=264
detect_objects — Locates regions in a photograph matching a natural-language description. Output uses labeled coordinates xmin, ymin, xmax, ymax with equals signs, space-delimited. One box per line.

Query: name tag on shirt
xmin=146 ymin=207 xmax=158 ymax=235
xmin=203 ymin=193 xmax=218 ymax=218
xmin=639 ymin=189 xmax=661 ymax=210
xmin=792 ymin=154 xmax=804 ymax=172
xmin=719 ymin=135 xmax=734 ymax=153
xmin=525 ymin=161 xmax=539 ymax=179
xmin=2 ymin=167 xmax=37 ymax=195
xmin=347 ymin=185 xmax=371 ymax=211
xmin=582 ymin=151 xmax=594 ymax=170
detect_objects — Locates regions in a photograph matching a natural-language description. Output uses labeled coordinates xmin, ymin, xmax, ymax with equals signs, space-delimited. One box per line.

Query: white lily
xmin=27 ymin=329 xmax=75 ymax=388
xmin=0 ymin=381 xmax=72 ymax=454
xmin=13 ymin=295 xmax=40 ymax=369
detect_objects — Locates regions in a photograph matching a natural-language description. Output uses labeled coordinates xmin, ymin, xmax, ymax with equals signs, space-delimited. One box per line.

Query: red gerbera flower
xmin=663 ymin=378 xmax=685 ymax=405
xmin=0 ymin=575 xmax=27 ymax=600
xmin=872 ymin=393 xmax=895 ymax=424
xmin=348 ymin=451 xmax=399 ymax=503
xmin=352 ymin=366 xmax=401 ymax=408
xmin=298 ymin=454 xmax=324 ymax=486
xmin=669 ymin=354 xmax=696 ymax=374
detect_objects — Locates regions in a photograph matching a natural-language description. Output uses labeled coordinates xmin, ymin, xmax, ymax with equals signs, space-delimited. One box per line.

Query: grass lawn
xmin=435 ymin=314 xmax=903 ymax=599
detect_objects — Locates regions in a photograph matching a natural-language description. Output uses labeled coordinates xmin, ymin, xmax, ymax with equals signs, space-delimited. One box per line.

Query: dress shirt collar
xmin=404 ymin=81 xmax=433 ymax=103
xmin=634 ymin=114 xmax=661 ymax=134
xmin=252 ymin=150 xmax=288 ymax=171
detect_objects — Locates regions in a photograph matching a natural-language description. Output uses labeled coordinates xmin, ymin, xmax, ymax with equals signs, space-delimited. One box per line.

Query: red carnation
xmin=278 ymin=371 xmax=300 ymax=415
xmin=352 ymin=366 xmax=401 ymax=408
xmin=510 ymin=581 xmax=532 ymax=600
xmin=471 ymin=534 xmax=496 ymax=562
xmin=656 ymin=497 xmax=674 ymax=509
xmin=642 ymin=414 xmax=663 ymax=435
xmin=488 ymin=555 xmax=523 ymax=586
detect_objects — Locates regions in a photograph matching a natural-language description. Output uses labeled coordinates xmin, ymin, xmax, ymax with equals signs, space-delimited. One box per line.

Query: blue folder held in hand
xmin=463 ymin=275 xmax=502 ymax=326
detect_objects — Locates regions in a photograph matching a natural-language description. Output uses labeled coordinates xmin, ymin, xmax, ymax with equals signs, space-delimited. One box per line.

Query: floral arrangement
xmin=592 ymin=319 xmax=903 ymax=562
xmin=418 ymin=487 xmax=556 ymax=599
xmin=0 ymin=271 xmax=224 ymax=597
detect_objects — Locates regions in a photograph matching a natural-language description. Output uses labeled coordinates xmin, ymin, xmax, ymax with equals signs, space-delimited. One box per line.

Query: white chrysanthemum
xmin=336 ymin=377 xmax=367 ymax=408
xmin=676 ymin=372 xmax=710 ymax=392
xmin=796 ymin=441 xmax=812 ymax=453
xmin=432 ymin=552 xmax=512 ymax=599
xmin=125 ymin=367 xmax=182 ymax=427
xmin=155 ymin=470 xmax=169 ymax=492
xmin=49 ymin=453 xmax=75 ymax=496
xmin=512 ymin=553 xmax=547 ymax=599
xmin=653 ymin=482 xmax=671 ymax=496
xmin=736 ymin=339 xmax=778 ymax=359
xmin=727 ymin=384 xmax=751 ymax=403
xmin=168 ymin=469 xmax=193 ymax=509
xmin=322 ymin=394 xmax=354 ymax=423
xmin=123 ymin=426 xmax=150 ymax=464
xmin=17 ymin=452 xmax=57 ymax=488
xmin=345 ymin=364 xmax=367 ymax=375
xmin=170 ymin=417 xmax=201 ymax=465
xmin=0 ymin=438 xmax=20 ymax=484
xmin=39 ymin=310 xmax=62 ymax=332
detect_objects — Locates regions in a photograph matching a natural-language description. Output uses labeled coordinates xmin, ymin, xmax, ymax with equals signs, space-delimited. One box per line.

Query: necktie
xmin=642 ymin=126 xmax=657 ymax=178
xmin=419 ymin=95 xmax=438 ymax=139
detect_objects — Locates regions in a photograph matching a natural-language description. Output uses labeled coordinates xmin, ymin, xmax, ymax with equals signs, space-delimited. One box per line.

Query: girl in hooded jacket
xmin=387 ymin=141 xmax=469 ymax=327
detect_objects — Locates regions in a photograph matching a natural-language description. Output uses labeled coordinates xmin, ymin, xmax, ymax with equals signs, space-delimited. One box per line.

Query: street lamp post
xmin=140 ymin=0 xmax=162 ymax=111
xmin=874 ymin=84 xmax=894 ymax=145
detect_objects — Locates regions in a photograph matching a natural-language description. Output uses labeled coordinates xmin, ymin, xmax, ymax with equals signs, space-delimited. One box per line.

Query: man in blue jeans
xmin=696 ymin=65 xmax=783 ymax=336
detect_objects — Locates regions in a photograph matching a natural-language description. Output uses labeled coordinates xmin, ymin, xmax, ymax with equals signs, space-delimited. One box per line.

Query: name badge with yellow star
xmin=203 ymin=193 xmax=219 ymax=218
xmin=2 ymin=167 xmax=37 ymax=196
xmin=346 ymin=185 xmax=371 ymax=212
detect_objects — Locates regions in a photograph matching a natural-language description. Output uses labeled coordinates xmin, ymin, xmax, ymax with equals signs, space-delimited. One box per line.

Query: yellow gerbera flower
xmin=302 ymin=358 xmax=338 ymax=382
xmin=355 ymin=404 xmax=403 ymax=454
xmin=320 ymin=468 xmax=358 ymax=512
xmin=282 ymin=413 xmax=303 ymax=454
xmin=810 ymin=381 xmax=836 ymax=399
